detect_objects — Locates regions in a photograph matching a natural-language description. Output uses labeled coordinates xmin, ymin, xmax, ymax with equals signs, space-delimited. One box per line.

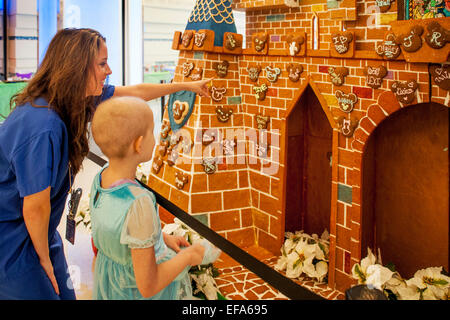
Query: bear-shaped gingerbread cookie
xmin=331 ymin=32 xmax=353 ymax=54
xmin=425 ymin=21 xmax=450 ymax=50
xmin=286 ymin=34 xmax=305 ymax=56
xmin=336 ymin=90 xmax=358 ymax=113
xmin=328 ymin=67 xmax=349 ymax=86
xmin=253 ymin=32 xmax=268 ymax=52
xmin=287 ymin=63 xmax=303 ymax=82
xmin=395 ymin=25 xmax=424 ymax=53
xmin=391 ymin=80 xmax=419 ymax=104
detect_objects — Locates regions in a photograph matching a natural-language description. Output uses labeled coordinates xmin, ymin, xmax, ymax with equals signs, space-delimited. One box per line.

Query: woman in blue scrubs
xmin=0 ymin=28 xmax=210 ymax=300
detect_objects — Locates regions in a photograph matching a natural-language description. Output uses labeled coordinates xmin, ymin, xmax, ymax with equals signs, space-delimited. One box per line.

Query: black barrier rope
xmin=86 ymin=151 xmax=324 ymax=300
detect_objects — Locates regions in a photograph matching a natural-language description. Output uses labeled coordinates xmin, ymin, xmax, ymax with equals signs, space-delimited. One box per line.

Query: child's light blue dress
xmin=90 ymin=167 xmax=192 ymax=300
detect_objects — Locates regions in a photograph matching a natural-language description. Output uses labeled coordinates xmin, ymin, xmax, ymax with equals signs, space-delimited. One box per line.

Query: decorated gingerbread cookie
xmin=391 ymin=80 xmax=419 ymax=104
xmin=375 ymin=0 xmax=394 ymax=13
xmin=376 ymin=33 xmax=402 ymax=60
xmin=181 ymin=30 xmax=194 ymax=48
xmin=265 ymin=66 xmax=281 ymax=83
xmin=286 ymin=34 xmax=305 ymax=56
xmin=202 ymin=129 xmax=218 ymax=146
xmin=202 ymin=157 xmax=217 ymax=175
xmin=182 ymin=62 xmax=195 ymax=77
xmin=157 ymin=141 xmax=169 ymax=157
xmin=224 ymin=33 xmax=242 ymax=51
xmin=331 ymin=32 xmax=353 ymax=54
xmin=174 ymin=171 xmax=189 ymax=190
xmin=253 ymin=83 xmax=268 ymax=101
xmin=166 ymin=149 xmax=179 ymax=166
xmin=253 ymin=32 xmax=268 ymax=52
xmin=328 ymin=67 xmax=349 ymax=86
xmin=160 ymin=121 xmax=171 ymax=140
xmin=425 ymin=21 xmax=450 ymax=50
xmin=194 ymin=32 xmax=207 ymax=48
xmin=172 ymin=101 xmax=189 ymax=125
xmin=215 ymin=106 xmax=233 ymax=123
xmin=213 ymin=60 xmax=229 ymax=78
xmin=336 ymin=90 xmax=358 ymax=113
xmin=429 ymin=64 xmax=450 ymax=91
xmin=210 ymin=86 xmax=227 ymax=102
xmin=256 ymin=142 xmax=269 ymax=158
xmin=364 ymin=65 xmax=388 ymax=89
xmin=336 ymin=116 xmax=359 ymax=138
xmin=152 ymin=156 xmax=164 ymax=174
xmin=247 ymin=65 xmax=262 ymax=82
xmin=287 ymin=63 xmax=303 ymax=82
xmin=221 ymin=138 xmax=236 ymax=156
xmin=190 ymin=68 xmax=203 ymax=81
xmin=395 ymin=25 xmax=424 ymax=53
xmin=255 ymin=115 xmax=270 ymax=130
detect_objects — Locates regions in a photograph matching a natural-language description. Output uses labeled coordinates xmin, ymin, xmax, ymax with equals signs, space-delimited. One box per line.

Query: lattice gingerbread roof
xmin=186 ymin=0 xmax=237 ymax=46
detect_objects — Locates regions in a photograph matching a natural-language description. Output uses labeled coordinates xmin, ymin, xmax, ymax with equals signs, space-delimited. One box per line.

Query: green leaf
xmin=384 ymin=288 xmax=398 ymax=300
xmin=430 ymin=279 xmax=448 ymax=286
xmin=318 ymin=242 xmax=329 ymax=260
xmin=354 ymin=264 xmax=366 ymax=282
xmin=293 ymin=258 xmax=302 ymax=270
xmin=385 ymin=262 xmax=396 ymax=272
xmin=217 ymin=292 xmax=227 ymax=300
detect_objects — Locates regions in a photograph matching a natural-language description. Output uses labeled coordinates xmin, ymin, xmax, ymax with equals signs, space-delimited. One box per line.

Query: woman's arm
xmin=131 ymin=243 xmax=204 ymax=298
xmin=113 ymin=78 xmax=212 ymax=101
xmin=23 ymin=186 xmax=60 ymax=295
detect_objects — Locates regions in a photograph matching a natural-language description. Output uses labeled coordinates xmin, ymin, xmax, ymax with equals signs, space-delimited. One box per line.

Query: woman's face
xmin=86 ymin=41 xmax=112 ymax=97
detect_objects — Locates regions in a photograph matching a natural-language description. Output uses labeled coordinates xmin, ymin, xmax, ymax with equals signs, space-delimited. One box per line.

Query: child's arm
xmin=131 ymin=243 xmax=205 ymax=298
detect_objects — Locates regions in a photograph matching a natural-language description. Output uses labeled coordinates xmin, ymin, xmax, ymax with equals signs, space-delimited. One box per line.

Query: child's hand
xmin=163 ymin=233 xmax=190 ymax=253
xmin=188 ymin=243 xmax=206 ymax=266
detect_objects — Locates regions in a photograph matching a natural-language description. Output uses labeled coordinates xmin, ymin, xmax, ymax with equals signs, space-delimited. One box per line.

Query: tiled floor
xmin=61 ymin=157 xmax=345 ymax=301
xmin=214 ymin=246 xmax=345 ymax=300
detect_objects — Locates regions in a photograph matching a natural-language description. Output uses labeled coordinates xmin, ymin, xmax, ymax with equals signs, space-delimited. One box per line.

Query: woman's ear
xmin=134 ymin=136 xmax=144 ymax=154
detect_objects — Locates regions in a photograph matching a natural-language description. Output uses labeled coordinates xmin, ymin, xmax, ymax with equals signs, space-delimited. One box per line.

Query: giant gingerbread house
xmin=147 ymin=0 xmax=449 ymax=294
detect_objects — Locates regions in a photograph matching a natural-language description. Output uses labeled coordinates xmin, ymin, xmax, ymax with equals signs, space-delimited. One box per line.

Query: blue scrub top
xmin=0 ymin=85 xmax=115 ymax=299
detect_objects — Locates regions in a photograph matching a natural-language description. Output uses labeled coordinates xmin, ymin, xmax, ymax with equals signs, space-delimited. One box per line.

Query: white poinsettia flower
xmin=407 ymin=267 xmax=450 ymax=290
xmin=161 ymin=222 xmax=180 ymax=235
xmin=285 ymin=232 xmax=294 ymax=239
xmin=365 ymin=264 xmax=394 ymax=291
xmin=274 ymin=255 xmax=288 ymax=271
xmin=384 ymin=273 xmax=407 ymax=298
xmin=294 ymin=237 xmax=316 ymax=259
xmin=428 ymin=284 xmax=448 ymax=300
xmin=136 ymin=161 xmax=152 ymax=180
xmin=406 ymin=267 xmax=450 ymax=300
xmin=361 ymin=248 xmax=377 ymax=272
xmin=286 ymin=252 xmax=303 ymax=278
xmin=283 ymin=238 xmax=297 ymax=255
xmin=190 ymin=232 xmax=203 ymax=244
xmin=397 ymin=285 xmax=421 ymax=300
xmin=321 ymin=229 xmax=330 ymax=242
xmin=303 ymin=260 xmax=328 ymax=282
xmin=351 ymin=248 xmax=377 ymax=284
xmin=191 ymin=272 xmax=220 ymax=300
xmin=314 ymin=243 xmax=325 ymax=261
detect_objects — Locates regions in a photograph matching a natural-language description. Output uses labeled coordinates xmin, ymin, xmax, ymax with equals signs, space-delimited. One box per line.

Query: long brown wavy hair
xmin=11 ymin=28 xmax=106 ymax=175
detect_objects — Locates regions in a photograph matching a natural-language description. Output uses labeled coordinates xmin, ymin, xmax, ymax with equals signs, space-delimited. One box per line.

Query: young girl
xmin=90 ymin=96 xmax=219 ymax=300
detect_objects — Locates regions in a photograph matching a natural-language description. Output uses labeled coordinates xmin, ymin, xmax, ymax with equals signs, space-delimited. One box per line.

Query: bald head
xmin=92 ymin=96 xmax=154 ymax=159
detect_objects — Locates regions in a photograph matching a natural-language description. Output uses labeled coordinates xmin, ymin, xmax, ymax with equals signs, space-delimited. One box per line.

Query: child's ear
xmin=134 ymin=136 xmax=144 ymax=154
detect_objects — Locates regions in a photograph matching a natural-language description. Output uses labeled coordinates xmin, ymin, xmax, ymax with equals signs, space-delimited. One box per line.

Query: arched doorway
xmin=284 ymin=85 xmax=333 ymax=235
xmin=362 ymin=102 xmax=449 ymax=278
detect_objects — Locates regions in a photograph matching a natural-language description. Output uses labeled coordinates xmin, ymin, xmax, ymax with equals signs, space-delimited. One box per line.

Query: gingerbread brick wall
xmin=148 ymin=0 xmax=449 ymax=293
